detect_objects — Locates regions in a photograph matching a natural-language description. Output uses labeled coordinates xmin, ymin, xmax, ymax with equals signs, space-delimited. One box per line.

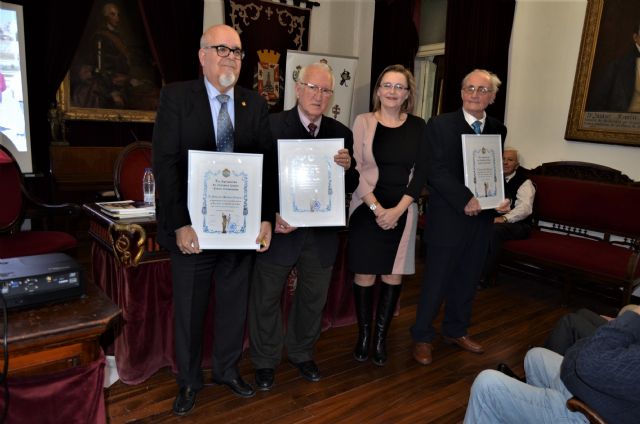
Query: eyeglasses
xmin=380 ymin=82 xmax=409 ymax=91
xmin=462 ymin=85 xmax=493 ymax=95
xmin=202 ymin=45 xmax=245 ymax=60
xmin=298 ymin=81 xmax=334 ymax=96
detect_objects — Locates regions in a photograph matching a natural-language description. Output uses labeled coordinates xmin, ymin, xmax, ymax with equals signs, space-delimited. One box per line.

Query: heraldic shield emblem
xmin=256 ymin=49 xmax=281 ymax=107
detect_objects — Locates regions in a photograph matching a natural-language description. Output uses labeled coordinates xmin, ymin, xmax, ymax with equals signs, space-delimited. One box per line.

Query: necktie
xmin=216 ymin=94 xmax=234 ymax=152
xmin=472 ymin=120 xmax=482 ymax=134
xmin=307 ymin=122 xmax=317 ymax=137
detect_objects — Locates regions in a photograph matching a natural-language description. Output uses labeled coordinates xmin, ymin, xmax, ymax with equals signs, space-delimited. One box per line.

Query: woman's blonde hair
xmin=372 ymin=64 xmax=416 ymax=114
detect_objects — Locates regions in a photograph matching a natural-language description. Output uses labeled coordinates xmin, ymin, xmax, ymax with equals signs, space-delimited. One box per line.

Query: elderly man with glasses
xmin=153 ymin=24 xmax=275 ymax=416
xmin=248 ymin=62 xmax=358 ymax=391
xmin=410 ymin=69 xmax=509 ymax=366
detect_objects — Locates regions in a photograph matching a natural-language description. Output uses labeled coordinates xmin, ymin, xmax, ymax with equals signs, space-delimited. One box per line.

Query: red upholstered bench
xmin=500 ymin=162 xmax=640 ymax=307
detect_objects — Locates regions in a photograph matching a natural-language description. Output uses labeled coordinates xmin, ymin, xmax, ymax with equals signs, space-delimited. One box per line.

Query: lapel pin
xmin=242 ymin=101 xmax=247 ymax=107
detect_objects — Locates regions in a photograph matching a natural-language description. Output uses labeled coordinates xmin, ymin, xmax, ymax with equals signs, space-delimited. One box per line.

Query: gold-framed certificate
xmin=461 ymin=134 xmax=505 ymax=209
xmin=187 ymin=150 xmax=263 ymax=249
xmin=277 ymin=139 xmax=345 ymax=227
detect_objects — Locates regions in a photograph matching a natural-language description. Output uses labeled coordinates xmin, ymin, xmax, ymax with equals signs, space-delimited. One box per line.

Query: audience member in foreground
xmin=463 ymin=305 xmax=640 ymax=423
xmin=544 ymin=304 xmax=637 ymax=355
xmin=348 ymin=64 xmax=427 ymax=366
xmin=410 ymin=69 xmax=508 ymax=365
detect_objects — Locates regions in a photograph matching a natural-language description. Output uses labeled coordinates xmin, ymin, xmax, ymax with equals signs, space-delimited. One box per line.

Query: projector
xmin=0 ymin=253 xmax=85 ymax=310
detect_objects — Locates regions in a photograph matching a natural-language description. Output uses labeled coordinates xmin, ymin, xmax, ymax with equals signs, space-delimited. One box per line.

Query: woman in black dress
xmin=348 ymin=64 xmax=427 ymax=365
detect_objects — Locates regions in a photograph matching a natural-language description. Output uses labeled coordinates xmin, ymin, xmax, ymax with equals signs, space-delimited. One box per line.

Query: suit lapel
xmin=192 ymin=79 xmax=216 ymax=150
xmin=233 ymin=86 xmax=251 ymax=150
xmin=284 ymin=108 xmax=311 ymax=139
xmin=455 ymin=109 xmax=475 ymax=135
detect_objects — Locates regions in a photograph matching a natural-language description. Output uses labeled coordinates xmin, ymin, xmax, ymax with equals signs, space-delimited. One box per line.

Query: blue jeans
xmin=463 ymin=348 xmax=588 ymax=423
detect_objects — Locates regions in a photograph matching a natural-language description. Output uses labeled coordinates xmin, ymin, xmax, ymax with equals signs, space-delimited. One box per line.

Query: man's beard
xmin=219 ymin=72 xmax=236 ymax=88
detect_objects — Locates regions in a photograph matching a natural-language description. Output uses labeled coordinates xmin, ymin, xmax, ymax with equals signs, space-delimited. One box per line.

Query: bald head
xmin=198 ymin=25 xmax=243 ymax=92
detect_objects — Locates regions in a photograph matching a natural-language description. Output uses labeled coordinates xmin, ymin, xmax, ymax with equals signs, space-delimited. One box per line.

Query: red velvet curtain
xmin=137 ymin=0 xmax=204 ymax=84
xmin=9 ymin=0 xmax=94 ymax=173
xmin=11 ymin=0 xmax=203 ymax=172
xmin=441 ymin=0 xmax=516 ymax=122
xmin=0 ymin=352 xmax=106 ymax=424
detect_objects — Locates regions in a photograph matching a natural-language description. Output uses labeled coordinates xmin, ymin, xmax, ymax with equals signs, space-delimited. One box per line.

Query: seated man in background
xmin=463 ymin=305 xmax=640 ymax=424
xmin=480 ymin=148 xmax=535 ymax=288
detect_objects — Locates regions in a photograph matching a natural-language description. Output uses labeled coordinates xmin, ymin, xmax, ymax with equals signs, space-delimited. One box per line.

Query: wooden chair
xmin=0 ymin=145 xmax=79 ymax=259
xmin=567 ymin=397 xmax=607 ymax=424
xmin=113 ymin=141 xmax=153 ymax=201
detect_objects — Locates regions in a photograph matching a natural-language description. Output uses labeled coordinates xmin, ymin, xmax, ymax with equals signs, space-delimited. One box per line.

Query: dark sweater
xmin=561 ymin=310 xmax=640 ymax=424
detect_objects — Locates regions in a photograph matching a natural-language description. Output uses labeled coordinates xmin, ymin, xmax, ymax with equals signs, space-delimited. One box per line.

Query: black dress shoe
xmin=289 ymin=360 xmax=321 ymax=382
xmin=497 ymin=363 xmax=525 ymax=382
xmin=255 ymin=368 xmax=274 ymax=391
xmin=213 ymin=376 xmax=256 ymax=398
xmin=173 ymin=386 xmax=199 ymax=416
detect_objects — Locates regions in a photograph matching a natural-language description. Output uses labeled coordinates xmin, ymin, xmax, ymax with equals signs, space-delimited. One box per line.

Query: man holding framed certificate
xmin=248 ymin=62 xmax=358 ymax=390
xmin=411 ymin=69 xmax=510 ymax=366
xmin=153 ymin=24 xmax=274 ymax=416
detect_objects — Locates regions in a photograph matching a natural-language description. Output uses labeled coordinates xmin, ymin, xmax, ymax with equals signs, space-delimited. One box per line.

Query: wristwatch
xmin=369 ymin=201 xmax=379 ymax=212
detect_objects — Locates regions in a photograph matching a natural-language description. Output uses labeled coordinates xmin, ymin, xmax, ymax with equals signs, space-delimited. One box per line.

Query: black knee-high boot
xmin=372 ymin=283 xmax=402 ymax=366
xmin=353 ymin=284 xmax=373 ymax=362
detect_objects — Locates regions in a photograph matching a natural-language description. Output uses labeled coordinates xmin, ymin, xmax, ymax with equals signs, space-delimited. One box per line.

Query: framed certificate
xmin=277 ymin=139 xmax=345 ymax=227
xmin=461 ymin=134 xmax=504 ymax=209
xmin=187 ymin=150 xmax=263 ymax=249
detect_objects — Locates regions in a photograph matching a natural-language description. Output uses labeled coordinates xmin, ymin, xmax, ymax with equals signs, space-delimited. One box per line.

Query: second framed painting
xmin=566 ymin=0 xmax=640 ymax=146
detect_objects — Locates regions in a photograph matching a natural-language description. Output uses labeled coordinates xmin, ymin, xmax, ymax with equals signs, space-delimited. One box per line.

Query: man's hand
xmin=176 ymin=225 xmax=201 ymax=254
xmin=256 ymin=221 xmax=272 ymax=252
xmin=495 ymin=198 xmax=511 ymax=214
xmin=274 ymin=213 xmax=297 ymax=234
xmin=464 ymin=197 xmax=482 ymax=216
xmin=334 ymin=148 xmax=352 ymax=170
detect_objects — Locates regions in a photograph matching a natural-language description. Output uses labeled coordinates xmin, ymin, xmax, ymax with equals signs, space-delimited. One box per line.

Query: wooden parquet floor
xmin=103 ymin=249 xmax=616 ymax=424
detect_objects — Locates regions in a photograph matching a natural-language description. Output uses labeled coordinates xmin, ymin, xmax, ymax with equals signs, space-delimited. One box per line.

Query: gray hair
xmin=298 ymin=62 xmax=335 ymax=90
xmin=462 ymin=69 xmax=502 ymax=93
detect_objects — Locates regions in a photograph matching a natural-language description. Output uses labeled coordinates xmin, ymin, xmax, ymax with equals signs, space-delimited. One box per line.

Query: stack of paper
xmin=96 ymin=200 xmax=155 ymax=218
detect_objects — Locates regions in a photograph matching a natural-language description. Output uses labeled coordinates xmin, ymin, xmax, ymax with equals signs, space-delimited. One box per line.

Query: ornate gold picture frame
xmin=565 ymin=0 xmax=640 ymax=146
xmin=56 ymin=1 xmax=161 ymax=123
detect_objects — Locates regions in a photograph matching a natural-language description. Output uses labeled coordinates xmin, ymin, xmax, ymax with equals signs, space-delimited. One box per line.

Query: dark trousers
xmin=411 ymin=222 xmax=491 ymax=342
xmin=543 ymin=308 xmax=607 ymax=355
xmin=482 ymin=222 xmax=531 ymax=278
xmin=249 ymin=235 xmax=332 ymax=369
xmin=171 ymin=250 xmax=253 ymax=390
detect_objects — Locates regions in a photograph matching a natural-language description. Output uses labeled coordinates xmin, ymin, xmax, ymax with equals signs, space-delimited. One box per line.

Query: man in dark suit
xmin=410 ymin=69 xmax=509 ymax=365
xmin=249 ymin=62 xmax=358 ymax=390
xmin=152 ymin=24 xmax=274 ymax=416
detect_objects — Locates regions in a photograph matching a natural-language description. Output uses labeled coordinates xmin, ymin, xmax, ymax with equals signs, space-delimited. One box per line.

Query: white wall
xmin=203 ymin=0 xmax=374 ymax=125
xmin=506 ymin=0 xmax=640 ymax=180
xmin=203 ymin=1 xmax=640 ymax=180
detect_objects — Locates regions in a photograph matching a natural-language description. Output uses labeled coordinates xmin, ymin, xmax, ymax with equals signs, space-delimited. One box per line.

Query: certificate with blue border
xmin=277 ymin=139 xmax=345 ymax=227
xmin=187 ymin=150 xmax=263 ymax=249
xmin=461 ymin=134 xmax=505 ymax=209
